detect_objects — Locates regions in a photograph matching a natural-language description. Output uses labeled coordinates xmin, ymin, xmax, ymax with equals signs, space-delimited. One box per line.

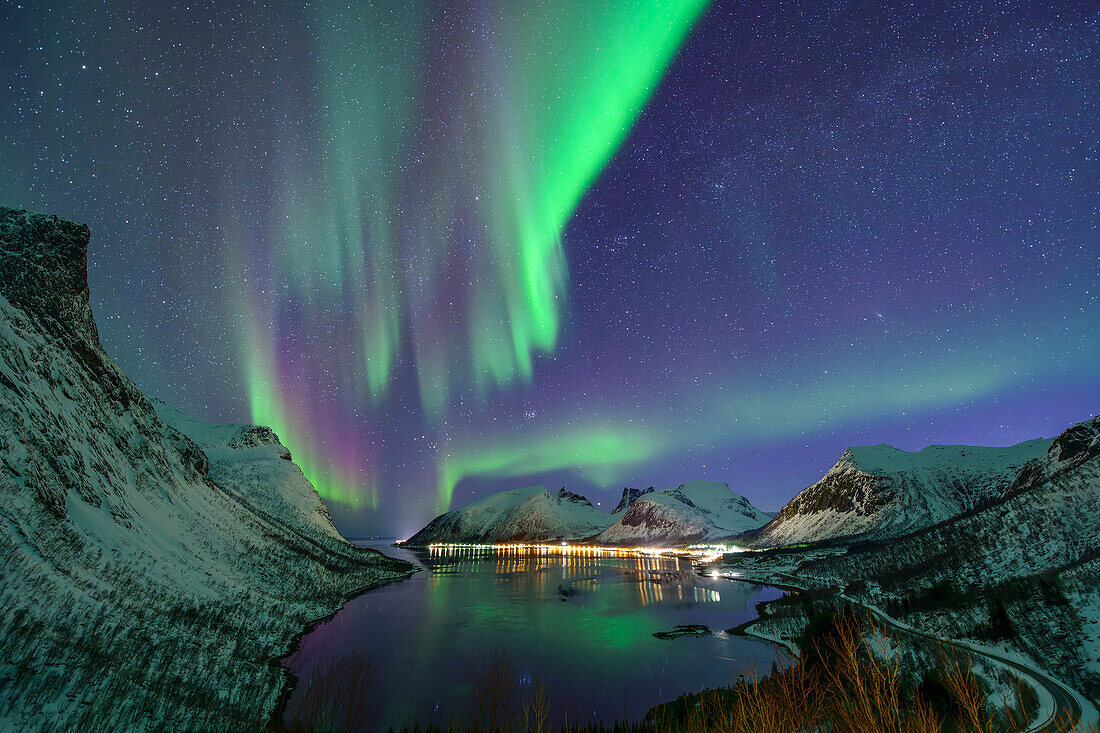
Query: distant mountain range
xmin=405 ymin=485 xmax=614 ymax=544
xmin=0 ymin=207 xmax=412 ymax=729
xmin=404 ymin=480 xmax=771 ymax=546
xmin=595 ymin=480 xmax=771 ymax=545
xmin=408 ymin=429 xmax=1087 ymax=552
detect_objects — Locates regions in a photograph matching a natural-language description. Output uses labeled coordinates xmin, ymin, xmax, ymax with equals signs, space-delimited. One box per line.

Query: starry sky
xmin=2 ymin=1 xmax=1097 ymax=538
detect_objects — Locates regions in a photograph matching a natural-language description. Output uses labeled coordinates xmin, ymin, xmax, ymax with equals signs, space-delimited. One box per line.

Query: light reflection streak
xmin=425 ymin=543 xmax=727 ymax=608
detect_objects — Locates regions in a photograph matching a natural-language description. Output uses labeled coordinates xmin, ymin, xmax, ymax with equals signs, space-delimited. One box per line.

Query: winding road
xmin=854 ymin=601 xmax=1083 ymax=732
xmin=722 ymin=567 xmax=1089 ymax=732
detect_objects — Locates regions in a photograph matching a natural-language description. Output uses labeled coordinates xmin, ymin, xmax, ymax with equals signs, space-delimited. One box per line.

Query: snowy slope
xmin=0 ymin=207 xmax=412 ymax=730
xmin=799 ymin=415 xmax=1100 ymax=697
xmin=405 ymin=480 xmax=771 ymax=547
xmin=595 ymin=480 xmax=771 ymax=546
xmin=154 ymin=402 xmax=348 ymax=546
xmin=745 ymin=439 xmax=1051 ymax=547
xmin=405 ymin=485 xmax=614 ymax=544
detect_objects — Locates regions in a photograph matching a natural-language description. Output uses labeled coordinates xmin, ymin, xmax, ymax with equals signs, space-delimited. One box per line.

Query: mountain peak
xmin=612 ymin=486 xmax=654 ymax=513
xmin=1010 ymin=415 xmax=1100 ymax=495
xmin=748 ymin=436 xmax=1054 ymax=547
xmin=596 ymin=480 xmax=769 ymax=546
xmin=554 ymin=487 xmax=594 ymax=507
xmin=0 ymin=207 xmax=97 ymax=344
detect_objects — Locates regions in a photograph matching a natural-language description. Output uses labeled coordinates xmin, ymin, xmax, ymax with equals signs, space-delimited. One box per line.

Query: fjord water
xmin=283 ymin=542 xmax=786 ymax=731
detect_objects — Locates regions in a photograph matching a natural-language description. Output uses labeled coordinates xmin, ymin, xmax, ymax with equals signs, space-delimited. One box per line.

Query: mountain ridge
xmin=405 ymin=479 xmax=770 ymax=547
xmin=742 ymin=437 xmax=1052 ymax=547
xmin=794 ymin=415 xmax=1100 ymax=698
xmin=596 ymin=480 xmax=771 ymax=546
xmin=405 ymin=485 xmax=613 ymax=545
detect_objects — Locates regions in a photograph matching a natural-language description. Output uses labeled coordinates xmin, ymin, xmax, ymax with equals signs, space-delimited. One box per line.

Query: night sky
xmin=2 ymin=1 xmax=1097 ymax=539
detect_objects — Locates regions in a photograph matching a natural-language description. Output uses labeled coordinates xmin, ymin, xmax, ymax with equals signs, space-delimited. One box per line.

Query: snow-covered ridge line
xmin=405 ymin=480 xmax=770 ymax=547
xmin=0 ymin=207 xmax=414 ymax=730
xmin=744 ymin=437 xmax=1053 ymax=547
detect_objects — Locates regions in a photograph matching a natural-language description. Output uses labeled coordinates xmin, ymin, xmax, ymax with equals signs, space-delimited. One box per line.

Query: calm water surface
xmin=283 ymin=542 xmax=787 ymax=731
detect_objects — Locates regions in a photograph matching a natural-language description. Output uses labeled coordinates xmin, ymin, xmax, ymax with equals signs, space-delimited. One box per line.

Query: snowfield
xmin=0 ymin=207 xmax=413 ymax=730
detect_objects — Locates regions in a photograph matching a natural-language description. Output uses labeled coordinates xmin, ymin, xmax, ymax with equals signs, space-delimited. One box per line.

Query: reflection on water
xmin=421 ymin=545 xmax=737 ymax=653
xmin=283 ymin=542 xmax=786 ymax=731
xmin=427 ymin=544 xmax=724 ymax=608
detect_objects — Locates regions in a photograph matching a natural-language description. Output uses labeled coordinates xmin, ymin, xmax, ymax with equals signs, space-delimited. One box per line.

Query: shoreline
xmin=716 ymin=576 xmax=801 ymax=656
xmin=266 ymin=551 xmax=420 ymax=730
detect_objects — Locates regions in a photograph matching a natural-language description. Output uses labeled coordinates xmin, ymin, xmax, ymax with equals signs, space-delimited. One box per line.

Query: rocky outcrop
xmin=0 ymin=208 xmax=96 ymax=342
xmin=1010 ymin=416 xmax=1100 ymax=495
xmin=612 ymin=486 xmax=654 ymax=514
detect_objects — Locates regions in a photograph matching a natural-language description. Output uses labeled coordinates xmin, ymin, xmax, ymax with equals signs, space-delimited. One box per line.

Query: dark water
xmin=283 ymin=542 xmax=787 ymax=731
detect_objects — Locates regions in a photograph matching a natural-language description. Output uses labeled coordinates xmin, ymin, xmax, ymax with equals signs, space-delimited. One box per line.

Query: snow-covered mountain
xmin=405 ymin=485 xmax=614 ymax=544
xmin=799 ymin=415 xmax=1100 ymax=697
xmin=0 ymin=207 xmax=412 ymax=730
xmin=598 ymin=479 xmax=770 ymax=541
xmin=153 ymin=402 xmax=351 ymax=546
xmin=405 ymin=480 xmax=770 ymax=547
xmin=744 ymin=439 xmax=1051 ymax=547
xmin=595 ymin=480 xmax=770 ymax=546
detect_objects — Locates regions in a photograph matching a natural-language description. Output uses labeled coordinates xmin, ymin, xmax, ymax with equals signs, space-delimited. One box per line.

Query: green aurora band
xmin=241 ymin=291 xmax=378 ymax=509
xmin=236 ymin=1 xmax=711 ymax=504
xmin=435 ymin=307 xmax=1099 ymax=510
xmin=437 ymin=425 xmax=663 ymax=513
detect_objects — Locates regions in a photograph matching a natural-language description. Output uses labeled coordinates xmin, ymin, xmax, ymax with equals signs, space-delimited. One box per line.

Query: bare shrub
xmin=285 ymin=650 xmax=380 ymax=732
xmin=520 ymin=674 xmax=551 ymax=733
xmin=466 ymin=649 xmax=519 ymax=732
xmin=643 ymin=610 xmax=1057 ymax=733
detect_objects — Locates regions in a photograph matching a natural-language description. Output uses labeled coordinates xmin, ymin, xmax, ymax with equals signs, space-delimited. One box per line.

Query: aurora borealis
xmin=230 ymin=0 xmax=710 ymax=509
xmin=2 ymin=1 xmax=1097 ymax=537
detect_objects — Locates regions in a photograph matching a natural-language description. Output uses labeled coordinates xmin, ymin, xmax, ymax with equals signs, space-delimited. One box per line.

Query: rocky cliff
xmin=0 ymin=207 xmax=412 ymax=730
xmin=612 ymin=486 xmax=654 ymax=514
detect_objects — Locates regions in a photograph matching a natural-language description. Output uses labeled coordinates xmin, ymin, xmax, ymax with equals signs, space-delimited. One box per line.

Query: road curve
xmin=720 ymin=567 xmax=1087 ymax=732
xmin=854 ymin=602 xmax=1082 ymax=732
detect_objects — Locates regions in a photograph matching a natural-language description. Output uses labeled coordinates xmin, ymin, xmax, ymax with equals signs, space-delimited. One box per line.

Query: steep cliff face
xmin=595 ymin=481 xmax=771 ymax=546
xmin=744 ymin=439 xmax=1051 ymax=547
xmin=612 ymin=486 xmax=654 ymax=514
xmin=0 ymin=207 xmax=412 ymax=730
xmin=0 ymin=208 xmax=97 ymax=342
xmin=405 ymin=485 xmax=614 ymax=544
